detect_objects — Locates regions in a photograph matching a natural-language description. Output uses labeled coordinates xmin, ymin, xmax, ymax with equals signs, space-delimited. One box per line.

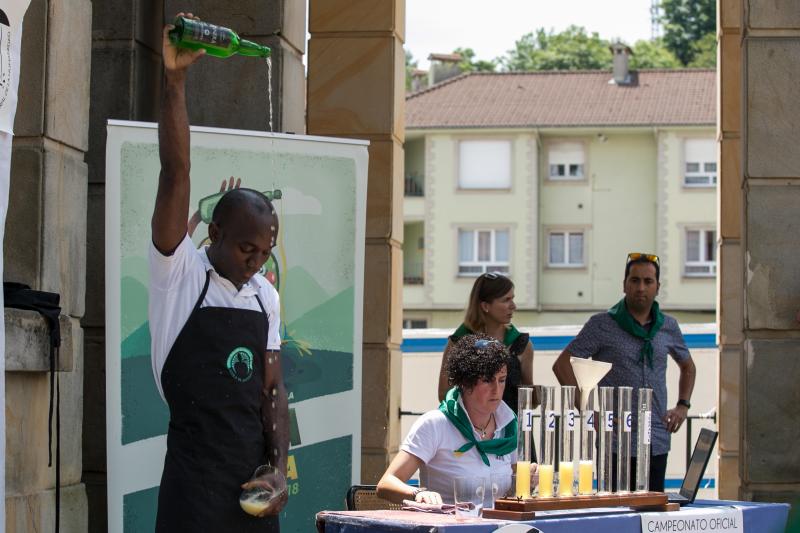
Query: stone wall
xmin=307 ymin=0 xmax=406 ymax=482
xmin=3 ymin=0 xmax=92 ymax=529
xmin=718 ymin=0 xmax=800 ymax=504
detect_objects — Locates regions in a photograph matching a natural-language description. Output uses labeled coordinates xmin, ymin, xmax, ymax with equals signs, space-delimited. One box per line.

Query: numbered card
xmin=624 ymin=411 xmax=632 ymax=433
xmin=643 ymin=411 xmax=651 ymax=444
xmin=584 ymin=411 xmax=595 ymax=432
xmin=566 ymin=409 xmax=577 ymax=431
xmin=522 ymin=409 xmax=535 ymax=431
xmin=604 ymin=410 xmax=614 ymax=431
xmin=546 ymin=410 xmax=556 ymax=432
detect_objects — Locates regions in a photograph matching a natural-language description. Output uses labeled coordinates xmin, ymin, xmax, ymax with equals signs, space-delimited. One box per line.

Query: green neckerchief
xmin=452 ymin=323 xmax=522 ymax=347
xmin=608 ymin=298 xmax=664 ymax=369
xmin=438 ymin=387 xmax=517 ymax=467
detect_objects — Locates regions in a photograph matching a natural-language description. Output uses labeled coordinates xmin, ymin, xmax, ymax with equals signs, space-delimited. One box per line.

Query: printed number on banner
xmin=523 ymin=409 xmax=535 ymax=431
xmin=567 ymin=409 xmax=576 ymax=430
xmin=546 ymin=410 xmax=556 ymax=432
xmin=624 ymin=411 xmax=632 ymax=432
xmin=604 ymin=410 xmax=614 ymax=431
xmin=585 ymin=412 xmax=595 ymax=431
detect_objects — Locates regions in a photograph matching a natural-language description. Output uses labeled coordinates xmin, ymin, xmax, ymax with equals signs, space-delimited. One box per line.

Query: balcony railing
xmin=404 ymin=175 xmax=424 ymax=197
xmin=404 ymin=261 xmax=424 ymax=285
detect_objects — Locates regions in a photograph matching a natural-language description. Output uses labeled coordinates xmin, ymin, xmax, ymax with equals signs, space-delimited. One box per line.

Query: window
xmin=685 ymin=229 xmax=716 ymax=276
xmin=403 ymin=319 xmax=428 ymax=329
xmin=458 ymin=229 xmax=510 ymax=275
xmin=548 ymin=142 xmax=585 ymax=181
xmin=684 ymin=139 xmax=717 ymax=187
xmin=458 ymin=140 xmax=512 ymax=189
xmin=548 ymin=231 xmax=584 ymax=267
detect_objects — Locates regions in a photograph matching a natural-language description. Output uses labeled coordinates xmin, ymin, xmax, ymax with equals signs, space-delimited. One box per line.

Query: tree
xmin=687 ymin=32 xmax=716 ymax=68
xmin=405 ymin=48 xmax=418 ymax=92
xmin=661 ymin=0 xmax=716 ymax=65
xmin=629 ymin=39 xmax=682 ymax=69
xmin=499 ymin=26 xmax=612 ymax=71
xmin=452 ymin=47 xmax=498 ymax=72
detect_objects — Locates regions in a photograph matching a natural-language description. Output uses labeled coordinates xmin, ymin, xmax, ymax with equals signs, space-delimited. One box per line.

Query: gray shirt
xmin=565 ymin=310 xmax=691 ymax=456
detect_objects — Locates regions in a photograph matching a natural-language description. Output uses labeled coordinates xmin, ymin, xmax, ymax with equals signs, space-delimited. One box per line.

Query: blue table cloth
xmin=316 ymin=500 xmax=789 ymax=533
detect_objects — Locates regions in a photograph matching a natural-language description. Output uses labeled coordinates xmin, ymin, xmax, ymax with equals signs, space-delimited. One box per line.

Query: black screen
xmin=679 ymin=428 xmax=718 ymax=501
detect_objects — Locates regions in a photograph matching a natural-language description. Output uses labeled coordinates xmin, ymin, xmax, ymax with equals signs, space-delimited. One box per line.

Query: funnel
xmin=570 ymin=357 xmax=612 ymax=410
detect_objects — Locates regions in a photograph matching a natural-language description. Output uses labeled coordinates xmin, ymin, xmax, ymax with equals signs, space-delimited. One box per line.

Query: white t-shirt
xmin=148 ymin=234 xmax=281 ymax=402
xmin=401 ymin=398 xmax=517 ymax=503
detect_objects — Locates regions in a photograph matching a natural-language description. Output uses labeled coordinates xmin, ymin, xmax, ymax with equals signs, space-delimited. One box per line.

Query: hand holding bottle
xmin=162 ymin=12 xmax=206 ymax=74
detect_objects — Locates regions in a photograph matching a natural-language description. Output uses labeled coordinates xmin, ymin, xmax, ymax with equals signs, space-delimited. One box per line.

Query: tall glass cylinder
xmin=537 ymin=386 xmax=556 ymax=498
xmin=636 ymin=388 xmax=653 ymax=492
xmin=579 ymin=388 xmax=596 ymax=495
xmin=597 ymin=386 xmax=615 ymax=494
xmin=616 ymin=386 xmax=633 ymax=493
xmin=559 ymin=386 xmax=577 ymax=497
xmin=516 ymin=387 xmax=535 ymax=498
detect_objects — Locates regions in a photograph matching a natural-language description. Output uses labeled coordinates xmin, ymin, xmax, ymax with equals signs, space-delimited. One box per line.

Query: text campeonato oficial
xmin=647 ymin=517 xmax=739 ymax=532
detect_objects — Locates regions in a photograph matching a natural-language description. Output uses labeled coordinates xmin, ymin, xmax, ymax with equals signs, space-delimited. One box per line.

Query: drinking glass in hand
xmin=239 ymin=465 xmax=287 ymax=517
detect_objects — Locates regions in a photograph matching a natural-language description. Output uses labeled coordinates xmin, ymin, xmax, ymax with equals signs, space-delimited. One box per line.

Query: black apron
xmin=156 ymin=271 xmax=279 ymax=532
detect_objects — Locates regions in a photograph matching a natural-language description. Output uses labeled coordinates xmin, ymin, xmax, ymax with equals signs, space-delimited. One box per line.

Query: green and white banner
xmin=105 ymin=121 xmax=367 ymax=532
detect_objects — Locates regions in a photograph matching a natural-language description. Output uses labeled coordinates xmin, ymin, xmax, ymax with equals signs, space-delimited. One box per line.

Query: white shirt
xmin=401 ymin=397 xmax=517 ymax=503
xmin=148 ymin=234 xmax=281 ymax=402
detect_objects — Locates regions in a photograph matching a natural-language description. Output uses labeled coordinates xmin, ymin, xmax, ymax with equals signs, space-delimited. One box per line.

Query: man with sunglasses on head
xmin=552 ymin=253 xmax=696 ymax=492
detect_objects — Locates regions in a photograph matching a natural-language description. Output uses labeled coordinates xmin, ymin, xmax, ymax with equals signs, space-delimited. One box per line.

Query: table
xmin=316 ymin=500 xmax=789 ymax=533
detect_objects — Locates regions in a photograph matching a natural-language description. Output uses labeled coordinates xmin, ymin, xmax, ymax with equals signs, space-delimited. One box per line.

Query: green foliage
xmin=452 ymin=47 xmax=498 ymax=72
xmin=687 ymin=32 xmax=716 ymax=68
xmin=661 ymin=0 xmax=716 ymax=65
xmin=405 ymin=48 xmax=418 ymax=91
xmin=629 ymin=39 xmax=682 ymax=69
xmin=500 ymin=26 xmax=612 ymax=71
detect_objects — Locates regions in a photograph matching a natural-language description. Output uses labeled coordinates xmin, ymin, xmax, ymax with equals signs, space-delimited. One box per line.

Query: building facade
xmin=402 ymin=68 xmax=717 ymax=329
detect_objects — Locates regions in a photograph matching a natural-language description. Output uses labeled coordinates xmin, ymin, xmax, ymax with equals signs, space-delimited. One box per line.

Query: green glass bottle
xmin=168 ymin=16 xmax=271 ymax=58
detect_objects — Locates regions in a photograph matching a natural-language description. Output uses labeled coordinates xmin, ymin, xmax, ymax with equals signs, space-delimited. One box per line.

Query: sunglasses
xmin=198 ymin=188 xmax=282 ymax=224
xmin=626 ymin=252 xmax=660 ymax=266
xmin=482 ymin=272 xmax=506 ymax=280
xmin=474 ymin=339 xmax=502 ymax=349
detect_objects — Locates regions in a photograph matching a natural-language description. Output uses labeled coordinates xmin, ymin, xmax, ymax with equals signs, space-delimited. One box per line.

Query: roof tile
xmin=406 ymin=70 xmax=716 ymax=129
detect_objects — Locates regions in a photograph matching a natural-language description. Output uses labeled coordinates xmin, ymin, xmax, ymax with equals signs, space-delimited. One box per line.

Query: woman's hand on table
xmin=414 ymin=490 xmax=442 ymax=505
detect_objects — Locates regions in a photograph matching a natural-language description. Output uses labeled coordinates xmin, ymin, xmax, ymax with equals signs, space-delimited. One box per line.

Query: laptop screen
xmin=679 ymin=428 xmax=718 ymax=501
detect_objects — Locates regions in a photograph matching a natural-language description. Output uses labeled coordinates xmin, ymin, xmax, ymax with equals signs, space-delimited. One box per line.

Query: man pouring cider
xmin=149 ymin=13 xmax=288 ymax=531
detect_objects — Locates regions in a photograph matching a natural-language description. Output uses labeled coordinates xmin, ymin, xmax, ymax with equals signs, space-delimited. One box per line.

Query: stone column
xmin=85 ymin=3 xmax=164 ymax=530
xmin=717 ymin=0 xmax=744 ymax=501
xmin=4 ymin=0 xmax=91 ymax=529
xmin=307 ymin=1 xmax=406 ymax=481
xmin=719 ymin=0 xmax=800 ymax=503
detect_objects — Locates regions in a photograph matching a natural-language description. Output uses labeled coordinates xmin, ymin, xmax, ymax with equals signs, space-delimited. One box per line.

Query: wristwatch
xmin=677 ymin=398 xmax=691 ymax=409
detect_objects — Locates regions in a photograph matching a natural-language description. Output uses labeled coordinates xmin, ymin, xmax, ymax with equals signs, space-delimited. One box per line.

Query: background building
xmin=403 ymin=62 xmax=716 ymax=329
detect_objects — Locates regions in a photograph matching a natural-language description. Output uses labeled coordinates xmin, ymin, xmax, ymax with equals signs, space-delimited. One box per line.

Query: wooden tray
xmin=482 ymin=492 xmax=679 ymax=520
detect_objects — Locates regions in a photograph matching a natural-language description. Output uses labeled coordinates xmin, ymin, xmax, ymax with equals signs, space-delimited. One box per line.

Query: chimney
xmin=428 ymin=53 xmax=462 ymax=86
xmin=410 ymin=69 xmax=428 ymax=93
xmin=609 ymin=42 xmax=633 ymax=85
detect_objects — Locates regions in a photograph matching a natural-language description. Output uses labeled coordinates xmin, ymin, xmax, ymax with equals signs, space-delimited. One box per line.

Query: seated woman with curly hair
xmin=377 ymin=334 xmax=535 ymax=505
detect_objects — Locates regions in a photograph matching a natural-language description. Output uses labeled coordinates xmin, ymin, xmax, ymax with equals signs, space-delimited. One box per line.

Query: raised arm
xmin=152 ymin=14 xmax=205 ymax=254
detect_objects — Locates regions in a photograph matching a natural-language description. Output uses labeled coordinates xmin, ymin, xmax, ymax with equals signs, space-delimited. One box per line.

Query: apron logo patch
xmin=226 ymin=347 xmax=254 ymax=382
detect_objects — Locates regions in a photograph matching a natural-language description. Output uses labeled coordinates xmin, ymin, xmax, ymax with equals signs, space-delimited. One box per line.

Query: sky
xmin=405 ymin=0 xmax=654 ymax=69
